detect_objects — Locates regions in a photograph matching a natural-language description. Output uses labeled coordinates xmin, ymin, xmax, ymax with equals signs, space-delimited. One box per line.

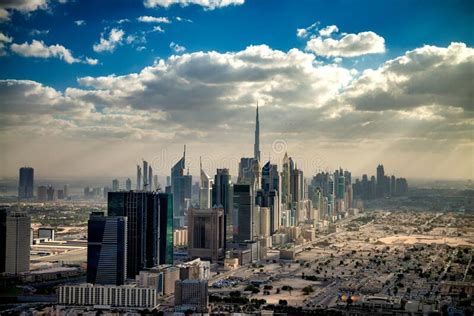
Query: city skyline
xmin=1 ymin=0 xmax=473 ymax=180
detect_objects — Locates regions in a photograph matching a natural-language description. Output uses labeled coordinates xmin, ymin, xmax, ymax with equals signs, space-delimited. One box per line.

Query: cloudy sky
xmin=0 ymin=0 xmax=473 ymax=181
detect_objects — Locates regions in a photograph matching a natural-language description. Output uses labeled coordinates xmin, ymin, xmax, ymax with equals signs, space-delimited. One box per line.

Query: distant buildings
xmin=187 ymin=208 xmax=225 ymax=262
xmin=199 ymin=158 xmax=212 ymax=209
xmin=18 ymin=167 xmax=34 ymax=199
xmin=87 ymin=212 xmax=127 ymax=285
xmin=0 ymin=209 xmax=30 ymax=274
xmin=112 ymin=179 xmax=119 ymax=191
xmin=125 ymin=178 xmax=132 ymax=191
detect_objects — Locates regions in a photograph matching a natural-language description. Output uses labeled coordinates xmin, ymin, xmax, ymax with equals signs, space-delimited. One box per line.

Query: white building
xmin=57 ymin=283 xmax=158 ymax=309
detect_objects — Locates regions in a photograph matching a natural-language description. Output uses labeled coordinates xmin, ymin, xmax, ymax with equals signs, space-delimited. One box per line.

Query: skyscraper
xmin=0 ymin=209 xmax=30 ymax=274
xmin=87 ymin=212 xmax=127 ymax=285
xmin=171 ymin=147 xmax=191 ymax=218
xmin=233 ymin=184 xmax=254 ymax=242
xmin=112 ymin=179 xmax=119 ymax=191
xmin=199 ymin=158 xmax=212 ymax=209
xmin=125 ymin=178 xmax=132 ymax=191
xmin=143 ymin=160 xmax=149 ymax=191
xmin=281 ymin=153 xmax=291 ymax=207
xmin=254 ymin=103 xmax=261 ymax=162
xmin=376 ymin=164 xmax=385 ymax=198
xmin=136 ymin=165 xmax=142 ymax=191
xmin=188 ymin=208 xmax=225 ymax=262
xmin=18 ymin=167 xmax=34 ymax=199
xmin=148 ymin=164 xmax=153 ymax=192
xmin=212 ymin=168 xmax=233 ymax=245
xmin=107 ymin=191 xmax=173 ymax=279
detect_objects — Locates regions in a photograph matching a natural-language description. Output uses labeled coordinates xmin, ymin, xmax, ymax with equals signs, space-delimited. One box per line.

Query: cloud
xmin=152 ymin=26 xmax=164 ymax=33
xmin=1 ymin=43 xmax=472 ymax=179
xmin=74 ymin=20 xmax=86 ymax=26
xmin=93 ymin=28 xmax=124 ymax=53
xmin=306 ymin=30 xmax=385 ymax=57
xmin=175 ymin=16 xmax=193 ymax=23
xmin=10 ymin=39 xmax=98 ymax=65
xmin=0 ymin=0 xmax=65 ymax=23
xmin=296 ymin=21 xmax=319 ymax=38
xmin=10 ymin=39 xmax=80 ymax=63
xmin=29 ymin=29 xmax=49 ymax=36
xmin=144 ymin=0 xmax=244 ymax=10
xmin=169 ymin=41 xmax=185 ymax=53
xmin=85 ymin=57 xmax=99 ymax=65
xmin=319 ymin=25 xmax=338 ymax=37
xmin=0 ymin=31 xmax=12 ymax=56
xmin=343 ymin=42 xmax=474 ymax=112
xmin=137 ymin=16 xmax=171 ymax=23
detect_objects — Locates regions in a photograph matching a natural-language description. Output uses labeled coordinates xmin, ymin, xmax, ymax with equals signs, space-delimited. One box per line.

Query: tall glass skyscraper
xmin=212 ymin=169 xmax=233 ymax=246
xmin=107 ymin=191 xmax=173 ymax=279
xmin=233 ymin=184 xmax=253 ymax=242
xmin=87 ymin=212 xmax=127 ymax=285
xmin=18 ymin=167 xmax=34 ymax=199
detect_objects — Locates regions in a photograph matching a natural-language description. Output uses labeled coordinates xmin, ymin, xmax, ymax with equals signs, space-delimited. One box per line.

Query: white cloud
xmin=169 ymin=41 xmax=185 ymax=53
xmin=29 ymin=29 xmax=49 ymax=36
xmin=319 ymin=25 xmax=338 ymax=37
xmin=74 ymin=20 xmax=86 ymax=26
xmin=0 ymin=0 xmax=66 ymax=23
xmin=10 ymin=39 xmax=98 ymax=65
xmin=0 ymin=8 xmax=9 ymax=22
xmin=152 ymin=26 xmax=164 ymax=33
xmin=10 ymin=39 xmax=80 ymax=63
xmin=0 ymin=31 xmax=12 ymax=56
xmin=175 ymin=16 xmax=193 ymax=22
xmin=296 ymin=21 xmax=319 ymax=38
xmin=93 ymin=28 xmax=124 ymax=53
xmin=138 ymin=16 xmax=171 ymax=23
xmin=85 ymin=57 xmax=99 ymax=65
xmin=144 ymin=0 xmax=244 ymax=10
xmin=306 ymin=30 xmax=385 ymax=57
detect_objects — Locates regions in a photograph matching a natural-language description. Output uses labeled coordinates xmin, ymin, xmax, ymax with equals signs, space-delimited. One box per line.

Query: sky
xmin=0 ymin=0 xmax=473 ymax=181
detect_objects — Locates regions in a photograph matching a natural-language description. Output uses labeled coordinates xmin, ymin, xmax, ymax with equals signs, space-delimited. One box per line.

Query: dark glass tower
xmin=212 ymin=169 xmax=233 ymax=246
xmin=18 ymin=167 xmax=34 ymax=199
xmin=107 ymin=191 xmax=173 ymax=279
xmin=87 ymin=212 xmax=127 ymax=285
xmin=233 ymin=184 xmax=253 ymax=242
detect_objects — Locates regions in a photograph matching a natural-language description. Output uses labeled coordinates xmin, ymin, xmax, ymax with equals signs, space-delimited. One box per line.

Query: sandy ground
xmin=378 ymin=234 xmax=473 ymax=247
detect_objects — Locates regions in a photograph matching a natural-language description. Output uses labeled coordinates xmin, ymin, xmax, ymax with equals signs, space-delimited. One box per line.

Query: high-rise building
xmin=0 ymin=209 xmax=30 ymax=274
xmin=126 ymin=178 xmax=132 ymax=191
xmin=143 ymin=160 xmax=149 ymax=191
xmin=46 ymin=185 xmax=55 ymax=201
xmin=112 ymin=179 xmax=119 ymax=191
xmin=171 ymin=147 xmax=191 ymax=218
xmin=259 ymin=207 xmax=270 ymax=237
xmin=87 ymin=212 xmax=127 ymax=285
xmin=188 ymin=208 xmax=225 ymax=262
xmin=18 ymin=167 xmax=34 ymax=199
xmin=37 ymin=186 xmax=47 ymax=201
xmin=199 ymin=158 xmax=212 ymax=209
xmin=136 ymin=165 xmax=142 ymax=191
xmin=212 ymin=168 xmax=233 ymax=245
xmin=148 ymin=164 xmax=153 ymax=192
xmin=281 ymin=153 xmax=291 ymax=207
xmin=107 ymin=191 xmax=173 ymax=278
xmin=153 ymin=175 xmax=159 ymax=191
xmin=376 ymin=164 xmax=385 ymax=198
xmin=63 ymin=184 xmax=69 ymax=199
xmin=238 ymin=157 xmax=255 ymax=185
xmin=174 ymin=280 xmax=209 ymax=313
xmin=233 ymin=184 xmax=253 ymax=242
xmin=254 ymin=103 xmax=261 ymax=162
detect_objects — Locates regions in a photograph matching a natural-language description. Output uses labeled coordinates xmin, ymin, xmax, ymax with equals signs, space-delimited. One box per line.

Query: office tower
xmin=281 ymin=153 xmax=290 ymax=206
xmin=148 ymin=165 xmax=153 ymax=192
xmin=107 ymin=191 xmax=173 ymax=278
xmin=238 ymin=157 xmax=255 ymax=184
xmin=369 ymin=176 xmax=377 ymax=199
xmin=345 ymin=186 xmax=353 ymax=209
xmin=171 ymin=147 xmax=191 ymax=218
xmin=112 ymin=179 xmax=119 ymax=191
xmin=233 ymin=184 xmax=254 ymax=242
xmin=63 ymin=184 xmax=69 ymax=199
xmin=87 ymin=212 xmax=127 ymax=285
xmin=262 ymin=161 xmax=279 ymax=193
xmin=18 ymin=167 xmax=34 ymax=199
xmin=188 ymin=208 xmax=224 ymax=262
xmin=259 ymin=207 xmax=270 ymax=237
xmin=396 ymin=178 xmax=408 ymax=195
xmin=153 ymin=175 xmax=158 ymax=191
xmin=254 ymin=103 xmax=261 ymax=162
xmin=125 ymin=178 xmax=132 ymax=191
xmin=46 ymin=185 xmax=55 ymax=201
xmin=166 ymin=176 xmax=171 ymax=187
xmin=390 ymin=175 xmax=396 ymax=196
xmin=57 ymin=189 xmax=64 ymax=199
xmin=0 ymin=209 xmax=30 ymax=274
xmin=337 ymin=172 xmax=345 ymax=200
xmin=376 ymin=164 xmax=385 ymax=198
xmin=143 ymin=160 xmax=149 ymax=191
xmin=175 ymin=280 xmax=209 ymax=312
xmin=136 ymin=165 xmax=142 ymax=190
xmin=199 ymin=159 xmax=212 ymax=209
xmin=212 ymin=168 xmax=233 ymax=245
xmin=158 ymin=193 xmax=174 ymax=265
